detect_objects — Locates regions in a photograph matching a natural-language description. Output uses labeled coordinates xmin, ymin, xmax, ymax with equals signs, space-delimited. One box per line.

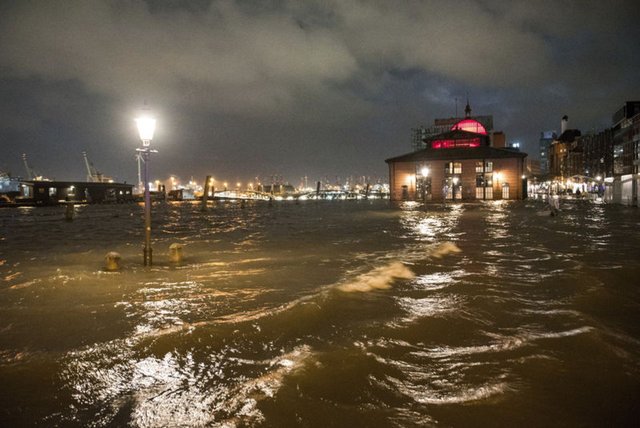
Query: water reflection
xmin=1 ymin=200 xmax=640 ymax=427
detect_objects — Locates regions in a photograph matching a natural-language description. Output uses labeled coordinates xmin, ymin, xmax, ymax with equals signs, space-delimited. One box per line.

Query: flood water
xmin=1 ymin=199 xmax=639 ymax=427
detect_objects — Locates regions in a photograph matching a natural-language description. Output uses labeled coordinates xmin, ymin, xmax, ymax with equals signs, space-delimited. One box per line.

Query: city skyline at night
xmin=1 ymin=0 xmax=639 ymax=184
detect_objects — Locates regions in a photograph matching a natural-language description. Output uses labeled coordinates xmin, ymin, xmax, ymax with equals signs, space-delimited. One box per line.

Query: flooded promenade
xmin=1 ymin=199 xmax=639 ymax=427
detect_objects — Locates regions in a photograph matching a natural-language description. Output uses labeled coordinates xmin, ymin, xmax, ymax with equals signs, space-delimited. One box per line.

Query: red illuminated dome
xmin=451 ymin=118 xmax=487 ymax=135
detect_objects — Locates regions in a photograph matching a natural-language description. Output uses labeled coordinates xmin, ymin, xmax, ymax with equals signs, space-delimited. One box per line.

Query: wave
xmin=60 ymin=336 xmax=314 ymax=427
xmin=336 ymin=261 xmax=415 ymax=292
xmin=212 ymin=345 xmax=313 ymax=427
xmin=388 ymin=377 xmax=510 ymax=405
xmin=422 ymin=326 xmax=594 ymax=359
xmin=428 ymin=241 xmax=462 ymax=259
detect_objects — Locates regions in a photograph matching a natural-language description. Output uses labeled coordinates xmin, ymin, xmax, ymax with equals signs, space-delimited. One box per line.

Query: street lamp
xmin=135 ymin=109 xmax=157 ymax=266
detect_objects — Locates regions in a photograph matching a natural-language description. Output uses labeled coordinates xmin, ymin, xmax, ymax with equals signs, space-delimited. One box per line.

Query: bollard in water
xmin=169 ymin=243 xmax=184 ymax=263
xmin=104 ymin=251 xmax=122 ymax=271
xmin=65 ymin=203 xmax=74 ymax=221
xmin=202 ymin=175 xmax=211 ymax=211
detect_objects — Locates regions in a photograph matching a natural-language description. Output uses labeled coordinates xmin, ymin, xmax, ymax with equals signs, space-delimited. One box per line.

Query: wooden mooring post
xmin=201 ymin=175 xmax=212 ymax=211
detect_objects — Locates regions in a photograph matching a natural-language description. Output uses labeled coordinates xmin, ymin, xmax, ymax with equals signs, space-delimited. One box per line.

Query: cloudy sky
xmin=1 ymin=0 xmax=639 ymax=185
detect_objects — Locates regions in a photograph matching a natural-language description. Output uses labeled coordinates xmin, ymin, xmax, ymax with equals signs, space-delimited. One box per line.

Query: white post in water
xmin=135 ymin=107 xmax=157 ymax=266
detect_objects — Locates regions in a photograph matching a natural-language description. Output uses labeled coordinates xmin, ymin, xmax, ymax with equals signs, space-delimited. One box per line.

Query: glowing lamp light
xmin=451 ymin=119 xmax=488 ymax=135
xmin=421 ymin=167 xmax=430 ymax=177
xmin=596 ymin=175 xmax=602 ymax=181
xmin=452 ymin=177 xmax=459 ymax=185
xmin=494 ymin=172 xmax=502 ymax=181
xmin=136 ymin=116 xmax=156 ymax=146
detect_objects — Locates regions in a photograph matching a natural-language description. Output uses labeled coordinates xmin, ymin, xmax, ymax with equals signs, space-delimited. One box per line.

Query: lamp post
xmin=135 ymin=111 xmax=157 ymax=266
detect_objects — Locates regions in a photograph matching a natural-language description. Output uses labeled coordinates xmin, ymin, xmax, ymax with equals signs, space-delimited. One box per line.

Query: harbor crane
xmin=22 ymin=153 xmax=47 ymax=181
xmin=135 ymin=152 xmax=145 ymax=192
xmin=83 ymin=151 xmax=113 ymax=183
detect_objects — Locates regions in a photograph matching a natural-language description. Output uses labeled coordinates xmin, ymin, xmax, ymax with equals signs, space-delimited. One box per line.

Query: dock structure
xmin=22 ymin=180 xmax=134 ymax=205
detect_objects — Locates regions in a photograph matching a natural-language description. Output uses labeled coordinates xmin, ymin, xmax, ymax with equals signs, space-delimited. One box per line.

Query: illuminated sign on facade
xmin=431 ymin=118 xmax=488 ymax=149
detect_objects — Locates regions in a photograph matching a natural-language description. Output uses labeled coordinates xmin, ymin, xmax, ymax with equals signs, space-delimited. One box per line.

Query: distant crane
xmin=21 ymin=153 xmax=47 ymax=181
xmin=83 ymin=151 xmax=113 ymax=183
xmin=135 ymin=152 xmax=145 ymax=191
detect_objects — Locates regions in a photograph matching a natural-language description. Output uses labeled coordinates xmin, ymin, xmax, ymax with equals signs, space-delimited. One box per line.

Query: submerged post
xmin=135 ymin=106 xmax=157 ymax=266
xmin=202 ymin=175 xmax=211 ymax=211
xmin=64 ymin=202 xmax=74 ymax=221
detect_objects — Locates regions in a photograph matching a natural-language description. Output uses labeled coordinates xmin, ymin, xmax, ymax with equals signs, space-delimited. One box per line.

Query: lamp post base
xmin=143 ymin=246 xmax=153 ymax=266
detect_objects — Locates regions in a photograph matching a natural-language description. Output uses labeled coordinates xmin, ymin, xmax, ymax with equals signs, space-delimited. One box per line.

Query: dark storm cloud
xmin=1 ymin=0 xmax=639 ymax=182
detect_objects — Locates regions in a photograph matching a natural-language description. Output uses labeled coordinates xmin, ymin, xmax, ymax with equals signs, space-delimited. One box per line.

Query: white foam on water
xmin=62 ymin=337 xmax=314 ymax=427
xmin=533 ymin=326 xmax=594 ymax=340
xmin=428 ymin=241 xmax=462 ymax=259
xmin=422 ymin=327 xmax=594 ymax=359
xmin=390 ymin=377 xmax=510 ymax=405
xmin=336 ymin=261 xmax=415 ymax=293
xmin=425 ymin=336 xmax=528 ymax=358
xmin=212 ymin=345 xmax=314 ymax=427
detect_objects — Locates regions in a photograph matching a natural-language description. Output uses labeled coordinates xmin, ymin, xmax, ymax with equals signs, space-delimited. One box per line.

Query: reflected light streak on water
xmin=1 ymin=199 xmax=640 ymax=427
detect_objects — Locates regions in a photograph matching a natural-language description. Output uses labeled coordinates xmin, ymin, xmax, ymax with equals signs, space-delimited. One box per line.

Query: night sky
xmin=1 ymin=0 xmax=639 ymax=186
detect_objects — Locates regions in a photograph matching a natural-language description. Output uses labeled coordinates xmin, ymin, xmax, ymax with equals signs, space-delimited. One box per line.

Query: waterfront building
xmin=388 ymin=103 xmax=527 ymax=201
xmin=548 ymin=132 xmax=580 ymax=181
xmin=543 ymin=104 xmax=639 ymax=205
xmin=581 ymin=128 xmax=614 ymax=180
xmin=609 ymin=101 xmax=640 ymax=205
xmin=549 ymin=116 xmax=582 ymax=180
xmin=24 ymin=180 xmax=134 ymax=205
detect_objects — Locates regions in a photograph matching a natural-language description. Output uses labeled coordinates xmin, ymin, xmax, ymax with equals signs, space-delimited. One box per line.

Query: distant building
xmin=25 ymin=180 xmax=134 ymax=205
xmin=549 ymin=116 xmax=582 ymax=180
xmin=493 ymin=132 xmax=506 ymax=149
xmin=526 ymin=158 xmax=541 ymax=177
xmin=388 ymin=102 xmax=527 ymax=201
xmin=581 ymin=128 xmax=614 ymax=179
xmin=609 ymin=101 xmax=640 ymax=205
xmin=0 ymin=173 xmax=22 ymax=201
xmin=538 ymin=131 xmax=556 ymax=175
xmin=544 ymin=102 xmax=640 ymax=206
xmin=258 ymin=183 xmax=296 ymax=194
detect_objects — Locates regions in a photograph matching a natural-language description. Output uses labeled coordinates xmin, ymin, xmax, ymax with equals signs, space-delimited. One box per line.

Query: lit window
xmin=445 ymin=162 xmax=462 ymax=174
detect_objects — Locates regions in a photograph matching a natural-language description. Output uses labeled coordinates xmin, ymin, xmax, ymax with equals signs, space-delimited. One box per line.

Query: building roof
xmin=424 ymin=128 xmax=490 ymax=142
xmin=26 ymin=180 xmax=133 ymax=188
xmin=556 ymin=129 xmax=581 ymax=142
xmin=385 ymin=146 xmax=527 ymax=163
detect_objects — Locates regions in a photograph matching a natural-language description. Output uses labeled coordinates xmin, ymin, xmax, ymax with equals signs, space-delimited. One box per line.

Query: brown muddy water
xmin=1 ymin=199 xmax=639 ymax=427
